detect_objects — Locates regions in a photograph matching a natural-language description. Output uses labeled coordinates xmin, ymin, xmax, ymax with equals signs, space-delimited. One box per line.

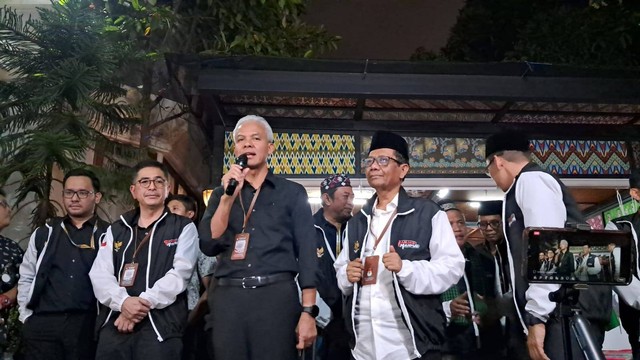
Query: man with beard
xmin=314 ymin=174 xmax=354 ymax=360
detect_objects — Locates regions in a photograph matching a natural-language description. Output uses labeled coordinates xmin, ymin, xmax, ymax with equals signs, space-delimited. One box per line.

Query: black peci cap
xmin=369 ymin=131 xmax=409 ymax=161
xmin=478 ymin=200 xmax=502 ymax=216
xmin=485 ymin=130 xmax=530 ymax=160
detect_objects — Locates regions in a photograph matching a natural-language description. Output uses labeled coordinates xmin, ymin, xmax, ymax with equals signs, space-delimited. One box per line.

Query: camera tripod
xmin=548 ymin=285 xmax=605 ymax=360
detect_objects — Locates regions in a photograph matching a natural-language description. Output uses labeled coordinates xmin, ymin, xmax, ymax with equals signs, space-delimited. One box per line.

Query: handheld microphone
xmin=225 ymin=153 xmax=249 ymax=195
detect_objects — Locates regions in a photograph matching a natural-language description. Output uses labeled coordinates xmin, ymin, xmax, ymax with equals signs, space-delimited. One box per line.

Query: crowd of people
xmin=0 ymin=114 xmax=638 ymax=360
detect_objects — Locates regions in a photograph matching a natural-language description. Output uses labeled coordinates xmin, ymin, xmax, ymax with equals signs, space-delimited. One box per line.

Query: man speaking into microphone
xmin=199 ymin=115 xmax=318 ymax=360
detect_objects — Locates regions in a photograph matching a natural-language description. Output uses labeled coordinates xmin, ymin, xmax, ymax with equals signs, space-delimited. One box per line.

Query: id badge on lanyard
xmin=231 ymin=187 xmax=261 ymax=261
xmin=361 ymin=209 xmax=397 ymax=286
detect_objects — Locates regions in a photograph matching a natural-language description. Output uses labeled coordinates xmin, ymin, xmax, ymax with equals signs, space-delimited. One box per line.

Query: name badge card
xmin=361 ymin=255 xmax=379 ymax=285
xmin=231 ymin=233 xmax=250 ymax=260
xmin=120 ymin=263 xmax=138 ymax=287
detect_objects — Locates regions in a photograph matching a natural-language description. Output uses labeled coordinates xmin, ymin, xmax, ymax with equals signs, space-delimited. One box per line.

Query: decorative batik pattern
xmin=224 ymin=132 xmax=356 ymax=175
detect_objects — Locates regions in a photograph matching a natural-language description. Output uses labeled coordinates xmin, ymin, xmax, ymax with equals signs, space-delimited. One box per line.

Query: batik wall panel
xmin=224 ymin=132 xmax=356 ymax=175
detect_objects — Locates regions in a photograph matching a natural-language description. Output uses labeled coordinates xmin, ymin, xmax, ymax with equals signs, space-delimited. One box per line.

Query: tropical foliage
xmin=0 ymin=0 xmax=138 ymax=227
xmin=0 ymin=0 xmax=339 ymax=227
xmin=417 ymin=0 xmax=640 ymax=68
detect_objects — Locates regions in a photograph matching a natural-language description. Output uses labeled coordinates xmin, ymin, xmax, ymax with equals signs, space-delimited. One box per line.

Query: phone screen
xmin=524 ymin=227 xmax=633 ymax=285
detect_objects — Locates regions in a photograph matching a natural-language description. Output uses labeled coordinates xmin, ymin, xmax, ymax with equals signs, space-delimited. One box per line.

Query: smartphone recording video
xmin=524 ymin=227 xmax=633 ymax=285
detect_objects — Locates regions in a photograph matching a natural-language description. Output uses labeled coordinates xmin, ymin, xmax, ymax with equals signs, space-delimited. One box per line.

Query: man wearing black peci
xmin=199 ymin=115 xmax=318 ymax=360
xmin=484 ymin=130 xmax=612 ymax=360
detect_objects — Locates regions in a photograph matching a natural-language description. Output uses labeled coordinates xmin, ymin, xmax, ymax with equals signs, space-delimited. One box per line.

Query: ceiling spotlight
xmin=436 ymin=189 xmax=449 ymax=198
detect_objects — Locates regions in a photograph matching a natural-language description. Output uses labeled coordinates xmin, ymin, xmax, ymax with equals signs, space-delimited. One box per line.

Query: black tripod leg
xmin=571 ymin=314 xmax=605 ymax=360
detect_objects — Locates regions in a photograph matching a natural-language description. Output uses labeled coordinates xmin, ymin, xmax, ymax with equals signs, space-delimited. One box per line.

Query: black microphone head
xmin=236 ymin=153 xmax=249 ymax=168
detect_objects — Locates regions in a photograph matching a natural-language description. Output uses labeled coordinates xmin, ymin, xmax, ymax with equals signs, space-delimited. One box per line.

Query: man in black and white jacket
xmin=89 ymin=160 xmax=198 ymax=360
xmin=484 ymin=130 xmax=612 ymax=360
xmin=19 ymin=168 xmax=109 ymax=360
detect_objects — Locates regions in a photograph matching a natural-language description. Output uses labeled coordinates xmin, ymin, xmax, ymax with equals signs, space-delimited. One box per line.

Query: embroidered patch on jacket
xmin=163 ymin=238 xmax=178 ymax=247
xmin=354 ymin=240 xmax=360 ymax=253
xmin=508 ymin=213 xmax=516 ymax=227
xmin=317 ymin=247 xmax=324 ymax=258
xmin=398 ymin=240 xmax=419 ymax=249
xmin=113 ymin=241 xmax=123 ymax=252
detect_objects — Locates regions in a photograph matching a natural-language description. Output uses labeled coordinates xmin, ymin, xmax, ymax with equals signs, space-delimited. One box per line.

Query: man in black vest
xmin=606 ymin=168 xmax=640 ymax=360
xmin=89 ymin=160 xmax=199 ymax=360
xmin=314 ymin=174 xmax=354 ymax=360
xmin=484 ymin=130 xmax=611 ymax=360
xmin=18 ymin=168 xmax=110 ymax=360
xmin=335 ymin=131 xmax=465 ymax=359
xmin=439 ymin=200 xmax=502 ymax=359
xmin=575 ymin=244 xmax=602 ymax=282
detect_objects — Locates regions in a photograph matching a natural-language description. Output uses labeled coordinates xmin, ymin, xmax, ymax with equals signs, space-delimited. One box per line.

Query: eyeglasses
xmin=477 ymin=220 xmax=501 ymax=230
xmin=136 ymin=177 xmax=167 ymax=188
xmin=0 ymin=200 xmax=8 ymax=208
xmin=362 ymin=156 xmax=402 ymax=168
xmin=62 ymin=190 xmax=95 ymax=199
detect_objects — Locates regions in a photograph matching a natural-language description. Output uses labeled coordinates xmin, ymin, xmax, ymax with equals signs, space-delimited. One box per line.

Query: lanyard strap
xmin=368 ymin=209 xmax=398 ymax=251
xmin=132 ymin=230 xmax=152 ymax=262
xmin=239 ymin=187 xmax=262 ymax=233
xmin=60 ymin=221 xmax=97 ymax=250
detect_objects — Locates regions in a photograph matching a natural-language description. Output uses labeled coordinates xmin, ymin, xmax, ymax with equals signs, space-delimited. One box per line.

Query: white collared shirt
xmin=353 ymin=194 xmax=416 ymax=360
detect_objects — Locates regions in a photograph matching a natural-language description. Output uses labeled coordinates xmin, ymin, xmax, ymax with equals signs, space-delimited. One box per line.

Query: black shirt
xmin=35 ymin=217 xmax=99 ymax=313
xmin=0 ymin=235 xmax=23 ymax=293
xmin=199 ymin=170 xmax=317 ymax=289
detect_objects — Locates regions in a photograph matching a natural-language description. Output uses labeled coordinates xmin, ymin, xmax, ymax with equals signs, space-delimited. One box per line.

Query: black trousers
xmin=543 ymin=316 xmax=605 ymax=360
xmin=318 ymin=317 xmax=351 ymax=360
xmin=210 ymin=279 xmax=301 ymax=360
xmin=95 ymin=318 xmax=182 ymax=360
xmin=620 ymin=300 xmax=640 ymax=360
xmin=22 ymin=312 xmax=96 ymax=360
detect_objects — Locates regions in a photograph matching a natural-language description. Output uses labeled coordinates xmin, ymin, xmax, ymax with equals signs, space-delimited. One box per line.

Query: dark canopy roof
xmin=194 ymin=56 xmax=640 ymax=140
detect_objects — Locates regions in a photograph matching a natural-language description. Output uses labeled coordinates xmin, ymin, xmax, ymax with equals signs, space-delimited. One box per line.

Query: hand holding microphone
xmin=224 ymin=153 xmax=249 ymax=196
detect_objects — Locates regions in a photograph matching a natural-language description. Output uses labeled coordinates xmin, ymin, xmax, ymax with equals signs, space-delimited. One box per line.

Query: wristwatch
xmin=302 ymin=305 xmax=319 ymax=318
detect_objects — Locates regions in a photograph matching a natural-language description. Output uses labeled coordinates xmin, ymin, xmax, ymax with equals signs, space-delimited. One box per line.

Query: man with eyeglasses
xmin=89 ymin=160 xmax=199 ymax=360
xmin=484 ymin=130 xmax=612 ymax=360
xmin=438 ymin=200 xmax=502 ymax=360
xmin=18 ymin=168 xmax=110 ymax=360
xmin=477 ymin=200 xmax=528 ymax=360
xmin=335 ymin=130 xmax=464 ymax=360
